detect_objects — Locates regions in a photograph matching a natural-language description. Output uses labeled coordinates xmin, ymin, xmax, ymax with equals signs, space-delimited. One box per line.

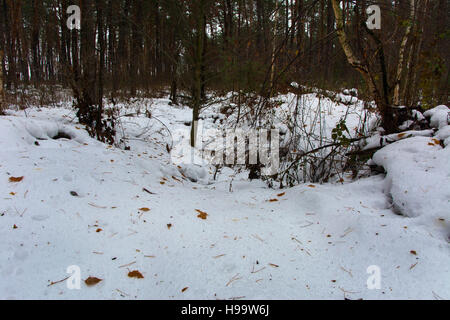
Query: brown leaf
xmin=167 ymin=223 xmax=172 ymax=229
xmin=139 ymin=207 xmax=150 ymax=212
xmin=277 ymin=192 xmax=286 ymax=197
xmin=181 ymin=287 xmax=189 ymax=293
xmin=128 ymin=270 xmax=144 ymax=279
xmin=85 ymin=277 xmax=102 ymax=286
xmin=9 ymin=176 xmax=24 ymax=183
xmin=432 ymin=139 xmax=441 ymax=145
xmin=410 ymin=250 xmax=417 ymax=255
xmin=196 ymin=209 xmax=208 ymax=220
xmin=96 ymin=228 xmax=102 ymax=233
xmin=269 ymin=199 xmax=278 ymax=202
xmin=307 ymin=184 xmax=316 ymax=188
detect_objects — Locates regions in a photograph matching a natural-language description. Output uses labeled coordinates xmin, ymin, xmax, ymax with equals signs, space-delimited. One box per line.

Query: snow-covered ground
xmin=0 ymin=97 xmax=449 ymax=300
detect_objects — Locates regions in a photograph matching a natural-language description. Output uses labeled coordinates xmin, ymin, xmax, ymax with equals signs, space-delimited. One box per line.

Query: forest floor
xmin=0 ymin=95 xmax=449 ymax=299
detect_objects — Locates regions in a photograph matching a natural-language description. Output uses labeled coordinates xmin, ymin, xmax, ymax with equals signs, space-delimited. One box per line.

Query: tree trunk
xmin=0 ymin=50 xmax=4 ymax=113
xmin=393 ymin=0 xmax=415 ymax=106
xmin=330 ymin=0 xmax=394 ymax=132
xmin=190 ymin=0 xmax=206 ymax=148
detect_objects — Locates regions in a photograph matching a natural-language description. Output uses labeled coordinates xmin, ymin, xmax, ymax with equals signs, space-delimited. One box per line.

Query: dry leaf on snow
xmin=85 ymin=277 xmax=102 ymax=286
xmin=128 ymin=270 xmax=144 ymax=279
xmin=196 ymin=209 xmax=208 ymax=220
xmin=9 ymin=176 xmax=24 ymax=183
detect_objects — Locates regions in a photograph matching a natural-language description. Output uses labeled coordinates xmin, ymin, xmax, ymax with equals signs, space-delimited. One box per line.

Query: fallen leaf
xmin=277 ymin=192 xmax=285 ymax=197
xmin=13 ymin=224 xmax=18 ymax=229
xmin=167 ymin=223 xmax=172 ymax=229
xmin=9 ymin=192 xmax=16 ymax=196
xmin=85 ymin=277 xmax=102 ymax=286
xmin=9 ymin=176 xmax=24 ymax=183
xmin=181 ymin=287 xmax=189 ymax=293
xmin=139 ymin=207 xmax=150 ymax=212
xmin=196 ymin=209 xmax=208 ymax=220
xmin=307 ymin=185 xmax=316 ymax=188
xmin=268 ymin=199 xmax=278 ymax=202
xmin=96 ymin=228 xmax=102 ymax=233
xmin=410 ymin=250 xmax=417 ymax=255
xmin=128 ymin=270 xmax=144 ymax=279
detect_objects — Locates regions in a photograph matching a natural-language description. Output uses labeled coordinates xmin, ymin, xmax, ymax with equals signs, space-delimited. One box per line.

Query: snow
xmin=0 ymin=98 xmax=449 ymax=300
xmin=372 ymin=137 xmax=450 ymax=224
xmin=423 ymin=105 xmax=450 ymax=129
xmin=436 ymin=125 xmax=450 ymax=147
xmin=361 ymin=129 xmax=434 ymax=151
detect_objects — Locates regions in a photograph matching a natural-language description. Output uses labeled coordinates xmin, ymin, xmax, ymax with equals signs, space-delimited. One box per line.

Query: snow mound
xmin=423 ymin=105 xmax=449 ymax=129
xmin=0 ymin=116 xmax=92 ymax=150
xmin=372 ymin=136 xmax=450 ymax=232
xmin=436 ymin=125 xmax=450 ymax=146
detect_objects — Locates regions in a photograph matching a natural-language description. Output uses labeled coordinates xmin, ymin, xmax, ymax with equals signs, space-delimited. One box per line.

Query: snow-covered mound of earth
xmin=371 ymin=105 xmax=449 ymax=240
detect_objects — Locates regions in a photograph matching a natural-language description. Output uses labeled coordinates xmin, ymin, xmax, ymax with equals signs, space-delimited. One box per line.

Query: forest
xmin=0 ymin=1 xmax=448 ymax=125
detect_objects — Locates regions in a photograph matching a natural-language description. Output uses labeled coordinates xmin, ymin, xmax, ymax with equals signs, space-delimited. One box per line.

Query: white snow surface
xmin=423 ymin=105 xmax=450 ymax=129
xmin=373 ymin=137 xmax=450 ymax=223
xmin=0 ymin=99 xmax=449 ymax=300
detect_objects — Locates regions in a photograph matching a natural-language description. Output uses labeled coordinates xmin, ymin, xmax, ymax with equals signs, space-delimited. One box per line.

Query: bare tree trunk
xmin=270 ymin=0 xmax=279 ymax=94
xmin=406 ymin=0 xmax=429 ymax=106
xmin=393 ymin=0 xmax=415 ymax=106
xmin=331 ymin=0 xmax=394 ymax=132
xmin=190 ymin=0 xmax=206 ymax=147
xmin=0 ymin=50 xmax=4 ymax=113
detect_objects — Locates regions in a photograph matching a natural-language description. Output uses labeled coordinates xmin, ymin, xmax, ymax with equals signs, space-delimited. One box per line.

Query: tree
xmin=331 ymin=0 xmax=395 ymax=132
xmin=0 ymin=49 xmax=4 ymax=113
